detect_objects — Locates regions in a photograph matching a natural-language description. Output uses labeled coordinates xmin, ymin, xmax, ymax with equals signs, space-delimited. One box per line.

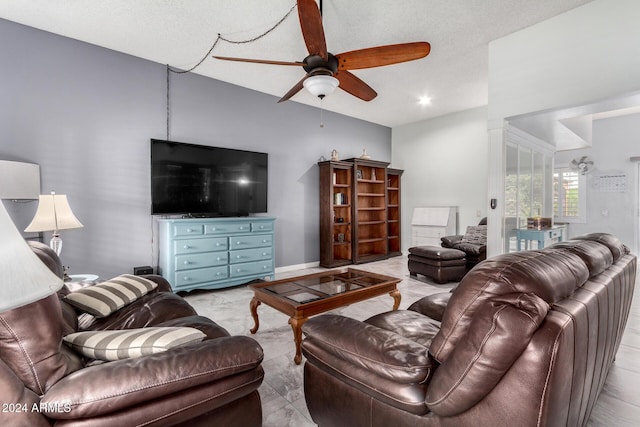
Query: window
xmin=553 ymin=167 xmax=586 ymax=223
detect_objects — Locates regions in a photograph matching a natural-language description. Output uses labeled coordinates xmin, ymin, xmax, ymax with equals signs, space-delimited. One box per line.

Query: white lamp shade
xmin=25 ymin=193 xmax=83 ymax=233
xmin=0 ymin=160 xmax=40 ymax=200
xmin=0 ymin=202 xmax=63 ymax=312
xmin=303 ymin=75 xmax=339 ymax=98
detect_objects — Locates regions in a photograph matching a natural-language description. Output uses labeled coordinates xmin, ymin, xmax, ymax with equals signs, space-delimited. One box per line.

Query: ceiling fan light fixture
xmin=303 ymin=75 xmax=339 ymax=99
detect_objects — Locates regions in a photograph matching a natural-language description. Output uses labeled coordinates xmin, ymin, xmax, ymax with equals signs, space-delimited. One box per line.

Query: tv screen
xmin=151 ymin=139 xmax=268 ymax=216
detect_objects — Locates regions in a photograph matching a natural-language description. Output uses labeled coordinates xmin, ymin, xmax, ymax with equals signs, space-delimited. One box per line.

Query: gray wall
xmin=0 ymin=19 xmax=391 ymax=279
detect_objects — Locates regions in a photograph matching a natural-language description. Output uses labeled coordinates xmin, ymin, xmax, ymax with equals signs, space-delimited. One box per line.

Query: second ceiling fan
xmin=214 ymin=0 xmax=431 ymax=102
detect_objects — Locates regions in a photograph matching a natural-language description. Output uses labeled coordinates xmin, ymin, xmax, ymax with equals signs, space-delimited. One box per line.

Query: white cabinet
xmin=411 ymin=207 xmax=457 ymax=247
xmin=158 ymin=217 xmax=275 ymax=292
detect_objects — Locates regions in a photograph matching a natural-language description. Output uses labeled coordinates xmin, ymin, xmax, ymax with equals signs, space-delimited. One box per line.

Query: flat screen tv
xmin=151 ymin=139 xmax=268 ymax=216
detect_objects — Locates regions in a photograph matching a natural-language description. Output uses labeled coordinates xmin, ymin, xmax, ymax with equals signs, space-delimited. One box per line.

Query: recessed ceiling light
xmin=418 ymin=96 xmax=432 ymax=106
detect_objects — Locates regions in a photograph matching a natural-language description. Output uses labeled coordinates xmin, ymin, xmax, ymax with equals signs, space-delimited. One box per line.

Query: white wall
xmin=488 ymin=0 xmax=640 ymax=127
xmin=392 ymin=106 xmax=488 ymax=253
xmin=555 ymin=113 xmax=640 ymax=252
xmin=486 ymin=0 xmax=640 ymax=255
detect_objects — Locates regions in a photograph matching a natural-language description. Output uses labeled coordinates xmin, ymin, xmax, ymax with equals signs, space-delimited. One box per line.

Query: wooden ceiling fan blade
xmin=335 ymin=71 xmax=377 ymax=101
xmin=336 ymin=42 xmax=431 ymax=70
xmin=297 ymin=0 xmax=328 ymax=61
xmin=213 ymin=56 xmax=304 ymax=67
xmin=278 ymin=76 xmax=308 ymax=103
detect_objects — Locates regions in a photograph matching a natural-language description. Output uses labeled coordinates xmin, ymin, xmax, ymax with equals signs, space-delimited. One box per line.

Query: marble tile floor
xmin=183 ymin=256 xmax=640 ymax=427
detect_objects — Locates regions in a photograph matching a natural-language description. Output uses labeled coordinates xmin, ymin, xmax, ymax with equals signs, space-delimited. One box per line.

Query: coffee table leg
xmin=390 ymin=289 xmax=401 ymax=310
xmin=288 ymin=317 xmax=308 ymax=365
xmin=250 ymin=297 xmax=261 ymax=334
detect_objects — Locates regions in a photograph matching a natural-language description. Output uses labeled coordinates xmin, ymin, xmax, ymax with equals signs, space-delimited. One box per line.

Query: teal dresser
xmin=157 ymin=217 xmax=275 ymax=291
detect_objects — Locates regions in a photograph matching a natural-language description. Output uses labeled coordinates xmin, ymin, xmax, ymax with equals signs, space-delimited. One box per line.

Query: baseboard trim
xmin=275 ymin=261 xmax=320 ymax=274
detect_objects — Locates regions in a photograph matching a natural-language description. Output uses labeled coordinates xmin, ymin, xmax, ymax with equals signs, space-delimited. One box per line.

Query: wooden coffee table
xmin=249 ymin=268 xmax=401 ymax=364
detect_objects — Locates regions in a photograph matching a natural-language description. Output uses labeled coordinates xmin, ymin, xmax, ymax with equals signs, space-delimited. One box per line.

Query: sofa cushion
xmin=63 ymin=327 xmax=206 ymax=361
xmin=451 ymin=242 xmax=486 ymax=256
xmin=365 ymin=310 xmax=441 ymax=348
xmin=65 ymin=274 xmax=158 ymax=318
xmin=426 ymin=293 xmax=548 ymax=416
xmin=460 ymin=225 xmax=487 ymax=245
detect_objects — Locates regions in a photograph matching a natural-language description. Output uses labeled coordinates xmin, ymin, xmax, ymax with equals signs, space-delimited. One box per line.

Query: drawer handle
xmin=217 ymin=257 xmax=222 ymax=261
xmin=216 ymin=242 xmax=221 ymax=246
xmin=183 ymin=261 xmax=191 ymax=265
xmin=239 ymin=226 xmax=245 ymax=230
xmin=183 ymin=245 xmax=191 ymax=249
xmin=216 ymin=272 xmax=222 ymax=276
xmin=262 ymin=239 xmax=268 ymax=243
xmin=236 ymin=269 xmax=242 ymax=273
xmin=187 ymin=228 xmax=193 ymax=233
xmin=236 ymin=255 xmax=242 ymax=259
xmin=236 ymin=241 xmax=241 ymax=245
xmin=262 ymin=252 xmax=267 ymax=256
xmin=183 ymin=276 xmax=191 ymax=281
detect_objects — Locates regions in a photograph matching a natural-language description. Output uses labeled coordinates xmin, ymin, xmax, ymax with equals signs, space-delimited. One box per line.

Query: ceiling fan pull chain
xmin=320 ymin=97 xmax=325 ymax=128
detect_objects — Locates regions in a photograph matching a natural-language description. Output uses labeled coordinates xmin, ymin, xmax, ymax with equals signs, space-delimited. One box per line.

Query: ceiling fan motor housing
xmin=303 ymin=54 xmax=338 ymax=76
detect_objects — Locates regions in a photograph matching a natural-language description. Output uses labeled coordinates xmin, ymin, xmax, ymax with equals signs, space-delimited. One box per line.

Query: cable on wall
xmin=165 ymin=2 xmax=297 ymax=140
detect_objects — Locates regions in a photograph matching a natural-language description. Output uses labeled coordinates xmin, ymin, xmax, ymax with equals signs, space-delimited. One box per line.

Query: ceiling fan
xmin=213 ymin=0 xmax=431 ymax=102
xmin=570 ymin=156 xmax=595 ymax=175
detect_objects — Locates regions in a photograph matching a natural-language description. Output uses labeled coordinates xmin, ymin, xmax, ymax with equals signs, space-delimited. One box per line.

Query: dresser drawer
xmin=174 ymin=237 xmax=228 ymax=255
xmin=230 ymin=247 xmax=272 ymax=264
xmin=173 ymin=224 xmax=204 ymax=237
xmin=174 ymin=266 xmax=228 ymax=288
xmin=175 ymin=252 xmax=229 ymax=271
xmin=205 ymin=221 xmax=252 ymax=235
xmin=230 ymin=234 xmax=273 ymax=249
xmin=252 ymin=222 xmax=274 ymax=232
xmin=229 ymin=260 xmax=273 ymax=278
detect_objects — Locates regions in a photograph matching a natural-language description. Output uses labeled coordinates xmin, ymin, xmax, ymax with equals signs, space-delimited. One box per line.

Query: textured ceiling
xmin=0 ymin=0 xmax=595 ymax=127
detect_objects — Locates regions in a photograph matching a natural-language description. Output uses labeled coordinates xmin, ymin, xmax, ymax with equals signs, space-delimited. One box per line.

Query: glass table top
xmin=263 ymin=270 xmax=388 ymax=304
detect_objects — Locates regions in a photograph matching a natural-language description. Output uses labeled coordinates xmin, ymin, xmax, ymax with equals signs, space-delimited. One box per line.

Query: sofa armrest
xmin=441 ymin=235 xmax=463 ymax=247
xmin=141 ymin=274 xmax=173 ymax=293
xmin=302 ymin=314 xmax=434 ymax=384
xmin=41 ymin=336 xmax=263 ymax=420
xmin=79 ymin=291 xmax=199 ymax=331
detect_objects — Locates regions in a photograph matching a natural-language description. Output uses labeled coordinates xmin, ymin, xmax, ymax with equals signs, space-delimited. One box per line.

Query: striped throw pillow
xmin=63 ymin=327 xmax=206 ymax=361
xmin=64 ymin=274 xmax=158 ymax=318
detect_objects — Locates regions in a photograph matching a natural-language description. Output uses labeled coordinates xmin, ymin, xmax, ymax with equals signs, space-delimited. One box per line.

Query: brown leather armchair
xmin=0 ymin=241 xmax=264 ymax=426
xmin=440 ymin=217 xmax=487 ymax=269
xmin=301 ymin=233 xmax=636 ymax=426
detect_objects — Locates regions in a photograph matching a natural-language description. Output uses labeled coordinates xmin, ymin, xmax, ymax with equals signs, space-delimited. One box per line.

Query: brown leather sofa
xmin=301 ymin=233 xmax=636 ymax=426
xmin=0 ymin=241 xmax=264 ymax=427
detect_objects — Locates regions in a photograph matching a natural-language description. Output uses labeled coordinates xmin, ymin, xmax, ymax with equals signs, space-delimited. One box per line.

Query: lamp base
xmin=50 ymin=234 xmax=62 ymax=256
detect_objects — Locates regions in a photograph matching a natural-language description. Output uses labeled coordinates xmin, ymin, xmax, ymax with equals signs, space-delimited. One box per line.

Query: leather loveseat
xmin=301 ymin=233 xmax=636 ymax=426
xmin=0 ymin=241 xmax=264 ymax=427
